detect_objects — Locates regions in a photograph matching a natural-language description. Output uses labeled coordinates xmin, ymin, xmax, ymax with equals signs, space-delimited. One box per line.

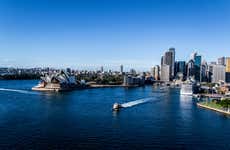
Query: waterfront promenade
xmin=197 ymin=102 xmax=230 ymax=115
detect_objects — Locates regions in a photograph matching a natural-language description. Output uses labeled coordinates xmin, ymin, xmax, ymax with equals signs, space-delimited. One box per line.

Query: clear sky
xmin=0 ymin=0 xmax=230 ymax=71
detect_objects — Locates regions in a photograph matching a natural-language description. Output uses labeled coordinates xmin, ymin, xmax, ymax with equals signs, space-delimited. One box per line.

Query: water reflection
xmin=179 ymin=95 xmax=193 ymax=121
xmin=1 ymin=81 xmax=230 ymax=149
xmin=180 ymin=95 xmax=192 ymax=101
xmin=112 ymin=110 xmax=120 ymax=118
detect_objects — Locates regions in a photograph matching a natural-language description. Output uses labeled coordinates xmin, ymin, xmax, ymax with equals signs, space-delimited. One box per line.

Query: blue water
xmin=0 ymin=80 xmax=230 ymax=149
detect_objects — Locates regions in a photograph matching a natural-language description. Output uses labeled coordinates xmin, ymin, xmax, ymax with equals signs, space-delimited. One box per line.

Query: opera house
xmin=32 ymin=71 xmax=85 ymax=91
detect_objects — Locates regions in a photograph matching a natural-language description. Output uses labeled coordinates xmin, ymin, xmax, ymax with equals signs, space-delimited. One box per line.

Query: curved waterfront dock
xmin=197 ymin=103 xmax=230 ymax=115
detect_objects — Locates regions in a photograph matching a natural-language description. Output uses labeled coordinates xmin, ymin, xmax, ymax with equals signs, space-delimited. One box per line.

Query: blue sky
xmin=0 ymin=0 xmax=230 ymax=71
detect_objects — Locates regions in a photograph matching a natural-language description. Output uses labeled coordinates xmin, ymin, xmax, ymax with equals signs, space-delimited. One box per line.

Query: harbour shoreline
xmin=88 ymin=84 xmax=139 ymax=88
xmin=197 ymin=103 xmax=230 ymax=115
xmin=32 ymin=84 xmax=140 ymax=91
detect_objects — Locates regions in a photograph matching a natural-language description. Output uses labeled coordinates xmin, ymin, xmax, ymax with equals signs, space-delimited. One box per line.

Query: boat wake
xmin=121 ymin=97 xmax=155 ymax=108
xmin=0 ymin=88 xmax=37 ymax=95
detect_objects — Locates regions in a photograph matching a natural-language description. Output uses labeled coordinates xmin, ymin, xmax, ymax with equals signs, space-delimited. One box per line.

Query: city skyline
xmin=1 ymin=0 xmax=230 ymax=69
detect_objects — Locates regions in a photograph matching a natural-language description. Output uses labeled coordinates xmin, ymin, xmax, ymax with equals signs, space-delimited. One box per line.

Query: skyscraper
xmin=200 ymin=61 xmax=208 ymax=82
xmin=191 ymin=52 xmax=202 ymax=81
xmin=161 ymin=48 xmax=176 ymax=80
xmin=169 ymin=47 xmax=175 ymax=78
xmin=207 ymin=63 xmax=214 ymax=83
xmin=161 ymin=56 xmax=164 ymax=65
xmin=226 ymin=72 xmax=230 ymax=83
xmin=160 ymin=65 xmax=170 ymax=82
xmin=212 ymin=64 xmax=226 ymax=83
xmin=218 ymin=57 xmax=225 ymax=66
xmin=226 ymin=57 xmax=230 ymax=83
xmin=151 ymin=67 xmax=155 ymax=77
xmin=152 ymin=65 xmax=160 ymax=80
xmin=194 ymin=55 xmax=202 ymax=67
xmin=120 ymin=65 xmax=123 ymax=73
xmin=66 ymin=68 xmax=71 ymax=74
xmin=190 ymin=52 xmax=197 ymax=60
xmin=187 ymin=59 xmax=195 ymax=79
xmin=226 ymin=57 xmax=230 ymax=72
xmin=175 ymin=61 xmax=186 ymax=76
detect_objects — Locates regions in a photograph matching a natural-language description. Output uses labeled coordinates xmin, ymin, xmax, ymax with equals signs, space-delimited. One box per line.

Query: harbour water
xmin=0 ymin=80 xmax=230 ymax=149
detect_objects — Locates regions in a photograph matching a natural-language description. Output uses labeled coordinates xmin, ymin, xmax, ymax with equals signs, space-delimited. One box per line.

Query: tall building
xmin=66 ymin=68 xmax=71 ymax=74
xmin=151 ymin=67 xmax=155 ymax=76
xmin=226 ymin=57 xmax=230 ymax=72
xmin=207 ymin=64 xmax=214 ymax=83
xmin=212 ymin=65 xmax=226 ymax=83
xmin=120 ymin=65 xmax=123 ymax=73
xmin=100 ymin=66 xmax=104 ymax=72
xmin=161 ymin=56 xmax=164 ymax=65
xmin=226 ymin=57 xmax=230 ymax=82
xmin=190 ymin=52 xmax=197 ymax=61
xmin=161 ymin=65 xmax=170 ymax=82
xmin=161 ymin=48 xmax=176 ymax=80
xmin=226 ymin=72 xmax=230 ymax=83
xmin=194 ymin=55 xmax=202 ymax=67
xmin=187 ymin=59 xmax=195 ymax=79
xmin=164 ymin=51 xmax=173 ymax=65
xmin=200 ymin=61 xmax=208 ymax=82
xmin=152 ymin=65 xmax=160 ymax=80
xmin=175 ymin=61 xmax=186 ymax=76
xmin=169 ymin=47 xmax=175 ymax=78
xmin=218 ymin=57 xmax=225 ymax=66
xmin=190 ymin=52 xmax=202 ymax=81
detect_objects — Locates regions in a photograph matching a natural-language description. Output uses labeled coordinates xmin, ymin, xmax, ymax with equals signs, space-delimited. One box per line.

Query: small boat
xmin=113 ymin=103 xmax=123 ymax=111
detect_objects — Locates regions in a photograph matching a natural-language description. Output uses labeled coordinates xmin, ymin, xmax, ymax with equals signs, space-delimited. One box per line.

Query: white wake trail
xmin=121 ymin=97 xmax=154 ymax=108
xmin=0 ymin=88 xmax=37 ymax=95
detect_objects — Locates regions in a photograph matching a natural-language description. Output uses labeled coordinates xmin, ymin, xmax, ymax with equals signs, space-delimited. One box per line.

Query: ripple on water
xmin=0 ymin=81 xmax=230 ymax=149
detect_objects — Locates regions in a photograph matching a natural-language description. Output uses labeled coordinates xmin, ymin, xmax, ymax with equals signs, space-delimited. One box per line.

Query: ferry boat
xmin=180 ymin=83 xmax=193 ymax=95
xmin=112 ymin=103 xmax=123 ymax=111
